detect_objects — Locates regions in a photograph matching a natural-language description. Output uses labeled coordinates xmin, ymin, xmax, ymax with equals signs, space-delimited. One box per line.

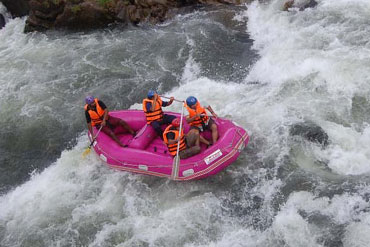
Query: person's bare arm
xmin=167 ymin=136 xmax=181 ymax=144
xmin=87 ymin=122 xmax=93 ymax=137
xmin=186 ymin=113 xmax=202 ymax=123
xmin=167 ymin=97 xmax=174 ymax=106
xmin=102 ymin=109 xmax=109 ymax=126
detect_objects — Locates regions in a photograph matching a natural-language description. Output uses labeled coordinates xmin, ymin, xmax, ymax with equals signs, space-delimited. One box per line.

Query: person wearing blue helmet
xmin=84 ymin=96 xmax=135 ymax=147
xmin=142 ymin=90 xmax=176 ymax=137
xmin=185 ymin=96 xmax=218 ymax=146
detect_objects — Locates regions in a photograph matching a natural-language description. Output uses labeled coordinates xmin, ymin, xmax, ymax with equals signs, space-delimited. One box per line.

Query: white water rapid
xmin=1 ymin=0 xmax=370 ymax=246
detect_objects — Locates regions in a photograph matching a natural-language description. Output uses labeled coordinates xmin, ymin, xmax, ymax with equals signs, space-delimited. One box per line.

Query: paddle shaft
xmin=89 ymin=125 xmax=103 ymax=148
xmin=172 ymin=103 xmax=185 ymax=179
xmin=159 ymin=95 xmax=184 ymax=103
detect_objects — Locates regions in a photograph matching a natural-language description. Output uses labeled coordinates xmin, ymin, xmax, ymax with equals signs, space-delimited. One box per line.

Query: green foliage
xmin=68 ymin=0 xmax=83 ymax=3
xmin=42 ymin=0 xmax=50 ymax=8
xmin=71 ymin=5 xmax=81 ymax=14
xmin=97 ymin=0 xmax=113 ymax=6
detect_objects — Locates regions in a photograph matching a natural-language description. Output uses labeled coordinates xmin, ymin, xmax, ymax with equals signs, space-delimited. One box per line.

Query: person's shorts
xmin=189 ymin=117 xmax=215 ymax=132
xmin=179 ymin=146 xmax=201 ymax=159
xmin=96 ymin=116 xmax=122 ymax=135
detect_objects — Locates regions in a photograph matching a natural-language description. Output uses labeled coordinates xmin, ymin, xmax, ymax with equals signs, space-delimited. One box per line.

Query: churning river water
xmin=1 ymin=0 xmax=370 ymax=246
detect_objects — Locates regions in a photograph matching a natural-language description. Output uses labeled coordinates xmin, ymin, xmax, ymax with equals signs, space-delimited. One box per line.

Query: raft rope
xmin=92 ymin=118 xmax=247 ymax=170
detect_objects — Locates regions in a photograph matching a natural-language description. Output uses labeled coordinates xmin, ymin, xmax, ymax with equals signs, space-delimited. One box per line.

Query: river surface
xmin=1 ymin=0 xmax=370 ymax=246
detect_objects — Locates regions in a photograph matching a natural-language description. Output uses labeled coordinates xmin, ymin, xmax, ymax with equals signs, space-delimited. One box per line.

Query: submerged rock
xmin=0 ymin=0 xmax=30 ymax=17
xmin=283 ymin=0 xmax=317 ymax=11
xmin=24 ymin=0 xmax=253 ymax=32
xmin=290 ymin=122 xmax=329 ymax=147
xmin=0 ymin=13 xmax=5 ymax=29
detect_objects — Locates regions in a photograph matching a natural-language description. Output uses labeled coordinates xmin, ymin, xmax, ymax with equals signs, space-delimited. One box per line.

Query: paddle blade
xmin=171 ymin=155 xmax=179 ymax=180
xmin=82 ymin=147 xmax=91 ymax=158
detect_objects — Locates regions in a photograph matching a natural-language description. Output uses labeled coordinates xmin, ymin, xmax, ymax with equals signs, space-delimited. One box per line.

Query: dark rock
xmin=24 ymin=0 xmax=65 ymax=32
xmin=0 ymin=0 xmax=30 ymax=17
xmin=301 ymin=0 xmax=317 ymax=10
xmin=116 ymin=7 xmax=127 ymax=21
xmin=34 ymin=9 xmax=61 ymax=21
xmin=283 ymin=0 xmax=317 ymax=11
xmin=290 ymin=122 xmax=329 ymax=147
xmin=149 ymin=4 xmax=168 ymax=23
xmin=176 ymin=0 xmax=199 ymax=7
xmin=25 ymin=12 xmax=53 ymax=32
xmin=24 ymin=0 xmax=252 ymax=32
xmin=28 ymin=0 xmax=52 ymax=13
xmin=0 ymin=13 xmax=5 ymax=29
xmin=28 ymin=0 xmax=64 ymax=14
xmin=283 ymin=0 xmax=293 ymax=10
xmin=55 ymin=2 xmax=113 ymax=29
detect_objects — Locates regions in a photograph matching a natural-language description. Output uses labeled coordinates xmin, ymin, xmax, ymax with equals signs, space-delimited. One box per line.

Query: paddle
xmin=171 ymin=102 xmax=185 ymax=180
xmin=159 ymin=95 xmax=184 ymax=103
xmin=82 ymin=125 xmax=103 ymax=158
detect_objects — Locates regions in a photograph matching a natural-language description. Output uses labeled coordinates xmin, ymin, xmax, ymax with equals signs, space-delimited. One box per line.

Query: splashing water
xmin=1 ymin=1 xmax=370 ymax=246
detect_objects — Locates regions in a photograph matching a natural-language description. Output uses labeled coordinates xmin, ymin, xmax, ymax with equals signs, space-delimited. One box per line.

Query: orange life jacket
xmin=163 ymin=125 xmax=186 ymax=156
xmin=185 ymin=102 xmax=209 ymax=127
xmin=142 ymin=96 xmax=163 ymax=124
xmin=84 ymin=98 xmax=106 ymax=127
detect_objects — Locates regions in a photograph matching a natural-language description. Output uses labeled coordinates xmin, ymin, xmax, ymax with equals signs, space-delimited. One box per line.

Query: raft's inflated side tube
xmin=128 ymin=124 xmax=157 ymax=149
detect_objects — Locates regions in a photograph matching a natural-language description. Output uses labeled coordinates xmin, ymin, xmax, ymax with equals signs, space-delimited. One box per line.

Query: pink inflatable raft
xmin=89 ymin=110 xmax=249 ymax=180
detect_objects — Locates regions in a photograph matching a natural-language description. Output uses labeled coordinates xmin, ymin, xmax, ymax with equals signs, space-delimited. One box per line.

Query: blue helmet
xmin=186 ymin=96 xmax=197 ymax=106
xmin=147 ymin=90 xmax=155 ymax=98
xmin=85 ymin=95 xmax=94 ymax=104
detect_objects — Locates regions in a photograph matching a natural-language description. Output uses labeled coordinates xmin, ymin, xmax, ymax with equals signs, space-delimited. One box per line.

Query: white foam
xmin=269 ymin=191 xmax=370 ymax=246
xmin=240 ymin=0 xmax=370 ymax=245
xmin=2 ymin=0 xmax=370 ymax=246
xmin=343 ymin=215 xmax=370 ymax=247
xmin=0 ymin=135 xmax=136 ymax=245
xmin=318 ymin=124 xmax=370 ymax=175
xmin=273 ymin=210 xmax=322 ymax=247
xmin=246 ymin=0 xmax=370 ymax=176
xmin=0 ymin=133 xmax=239 ymax=246
xmin=185 ymin=228 xmax=263 ymax=247
xmin=247 ymin=0 xmax=370 ymax=96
